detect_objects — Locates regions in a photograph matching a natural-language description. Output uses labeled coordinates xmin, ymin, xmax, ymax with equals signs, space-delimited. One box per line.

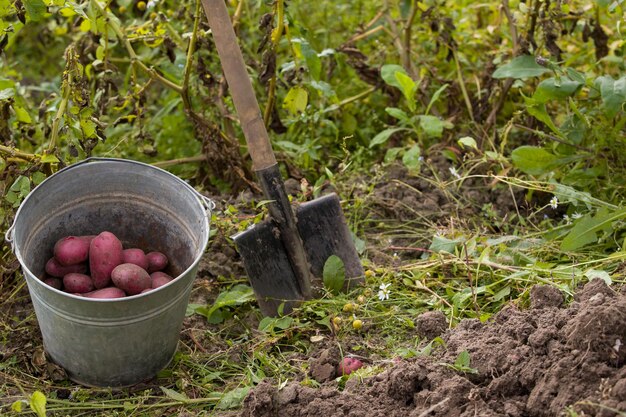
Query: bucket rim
xmin=9 ymin=157 xmax=213 ymax=302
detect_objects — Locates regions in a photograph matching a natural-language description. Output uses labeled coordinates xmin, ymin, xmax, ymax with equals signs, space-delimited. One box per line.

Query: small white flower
xmin=563 ymin=214 xmax=571 ymax=225
xmin=449 ymin=167 xmax=462 ymax=179
xmin=378 ymin=283 xmax=391 ymax=301
xmin=572 ymin=212 xmax=582 ymax=219
xmin=549 ymin=196 xmax=558 ymax=209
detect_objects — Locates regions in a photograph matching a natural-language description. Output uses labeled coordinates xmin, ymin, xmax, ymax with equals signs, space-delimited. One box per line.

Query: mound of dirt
xmin=239 ymin=280 xmax=626 ymax=417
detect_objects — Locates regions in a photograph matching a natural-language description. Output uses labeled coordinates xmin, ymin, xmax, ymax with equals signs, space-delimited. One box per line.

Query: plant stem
xmin=181 ymin=0 xmax=202 ymax=112
xmin=322 ymin=86 xmax=376 ymax=114
xmin=94 ymin=1 xmax=182 ymax=94
xmin=0 ymin=145 xmax=38 ymax=162
xmin=402 ymin=0 xmax=418 ymax=77
xmin=263 ymin=0 xmax=284 ymax=127
xmin=232 ymin=0 xmax=245 ymax=30
xmin=512 ymin=123 xmax=594 ymax=152
xmin=152 ymin=155 xmax=207 ymax=168
xmin=48 ymin=69 xmax=72 ymax=152
xmin=452 ymin=49 xmax=475 ymax=122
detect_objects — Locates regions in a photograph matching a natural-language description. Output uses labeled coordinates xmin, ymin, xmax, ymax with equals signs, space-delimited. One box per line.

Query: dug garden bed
xmin=240 ymin=279 xmax=626 ymax=417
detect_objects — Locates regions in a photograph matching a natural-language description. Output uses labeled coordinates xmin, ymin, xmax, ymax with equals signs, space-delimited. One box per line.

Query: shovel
xmin=201 ymin=0 xmax=364 ymax=316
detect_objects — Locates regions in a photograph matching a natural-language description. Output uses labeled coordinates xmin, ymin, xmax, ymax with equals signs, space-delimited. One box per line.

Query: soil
xmin=239 ymin=279 xmax=626 ymax=417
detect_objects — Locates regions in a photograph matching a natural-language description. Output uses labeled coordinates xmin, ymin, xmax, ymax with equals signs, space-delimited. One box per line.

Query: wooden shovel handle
xmin=200 ymin=0 xmax=277 ymax=171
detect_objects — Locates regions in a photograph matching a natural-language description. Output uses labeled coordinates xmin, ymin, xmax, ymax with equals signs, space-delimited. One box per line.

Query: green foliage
xmin=561 ymin=208 xmax=626 ymax=251
xmin=443 ymin=350 xmax=478 ymax=374
xmin=30 ymin=391 xmax=47 ymax=417
xmin=187 ymin=284 xmax=255 ymax=324
xmin=492 ymin=55 xmax=552 ymax=79
xmin=323 ymin=254 xmax=346 ymax=294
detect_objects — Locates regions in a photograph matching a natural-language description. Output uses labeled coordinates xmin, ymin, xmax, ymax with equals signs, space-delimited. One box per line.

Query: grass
xmin=2 ymin=155 xmax=625 ymax=416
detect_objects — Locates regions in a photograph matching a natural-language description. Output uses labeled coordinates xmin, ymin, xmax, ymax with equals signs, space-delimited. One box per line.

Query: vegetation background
xmin=0 ymin=0 xmax=625 ymax=415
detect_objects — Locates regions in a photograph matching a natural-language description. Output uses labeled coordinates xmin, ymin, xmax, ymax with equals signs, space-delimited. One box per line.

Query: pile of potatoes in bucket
xmin=43 ymin=231 xmax=172 ymax=298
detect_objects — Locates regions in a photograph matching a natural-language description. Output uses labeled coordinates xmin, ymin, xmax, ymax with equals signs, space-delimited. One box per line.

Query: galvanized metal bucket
xmin=5 ymin=158 xmax=213 ymax=387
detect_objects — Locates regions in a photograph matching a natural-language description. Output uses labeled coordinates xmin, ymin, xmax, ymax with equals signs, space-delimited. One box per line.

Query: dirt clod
xmin=575 ymin=278 xmax=615 ymax=302
xmin=415 ymin=310 xmax=447 ymax=339
xmin=309 ymin=347 xmax=339 ymax=383
xmin=530 ymin=285 xmax=563 ymax=309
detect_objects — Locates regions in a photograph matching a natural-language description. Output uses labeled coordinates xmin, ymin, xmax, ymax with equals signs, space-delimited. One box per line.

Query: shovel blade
xmin=233 ymin=193 xmax=364 ymax=316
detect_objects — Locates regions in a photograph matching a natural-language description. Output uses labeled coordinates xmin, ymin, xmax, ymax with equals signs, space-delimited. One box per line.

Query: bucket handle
xmin=60 ymin=157 xmax=216 ymax=215
xmin=4 ymin=222 xmax=15 ymax=250
xmin=3 ymin=157 xmax=216 ymax=250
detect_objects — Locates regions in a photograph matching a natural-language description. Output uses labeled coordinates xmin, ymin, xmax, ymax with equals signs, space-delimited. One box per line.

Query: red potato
xmin=111 ymin=263 xmax=151 ymax=295
xmin=45 ymin=257 xmax=87 ymax=277
xmin=146 ymin=251 xmax=168 ymax=273
xmin=122 ymin=248 xmax=149 ymax=271
xmin=53 ymin=235 xmax=95 ymax=266
xmin=89 ymin=231 xmax=123 ymax=289
xmin=337 ymin=357 xmax=363 ymax=376
xmin=43 ymin=277 xmax=63 ymax=290
xmin=83 ymin=287 xmax=126 ymax=299
xmin=63 ymin=273 xmax=95 ymax=294
xmin=150 ymin=271 xmax=173 ymax=289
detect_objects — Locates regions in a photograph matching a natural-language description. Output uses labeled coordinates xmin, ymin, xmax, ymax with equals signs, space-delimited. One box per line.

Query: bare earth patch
xmin=239 ymin=279 xmax=626 ymax=417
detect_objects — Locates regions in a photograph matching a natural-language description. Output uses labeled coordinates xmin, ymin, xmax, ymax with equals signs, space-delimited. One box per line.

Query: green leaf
xmin=394 ymin=72 xmax=417 ymax=110
xmin=0 ymin=88 xmax=14 ymax=100
xmin=215 ymin=387 xmax=251 ymax=410
xmin=429 ymin=235 xmax=462 ymax=254
xmin=457 ymin=136 xmax=478 ymax=150
xmin=552 ymin=183 xmax=594 ymax=209
xmin=384 ymin=147 xmax=403 ymax=164
xmin=29 ymin=391 xmax=46 ymax=417
xmin=160 ymin=387 xmax=189 ymax=402
xmin=200 ymin=284 xmax=255 ymax=323
xmin=31 ymin=171 xmax=46 ymax=185
xmin=565 ymin=68 xmax=586 ymax=85
xmin=273 ymin=316 xmax=293 ymax=330
xmin=309 ymin=80 xmax=336 ymax=100
xmin=511 ymin=146 xmax=559 ymax=175
xmin=283 ymin=86 xmax=308 ymax=115
xmin=323 ymin=255 xmax=345 ymax=294
xmin=80 ymin=118 xmax=97 ymax=138
xmin=491 ymin=286 xmax=511 ymax=302
xmin=425 ymin=84 xmax=449 ymax=115
xmin=369 ymin=127 xmax=407 ymax=148
xmin=258 ymin=316 xmax=273 ymax=332
xmin=455 ymin=350 xmax=471 ymax=368
xmin=584 ymin=269 xmax=612 ymax=286
xmin=561 ymin=208 xmax=626 ymax=251
xmin=14 ymin=106 xmax=32 ymax=123
xmin=385 ymin=107 xmax=409 ymax=122
xmin=23 ymin=0 xmax=47 ymax=22
xmin=39 ymin=153 xmax=60 ymax=163
xmin=595 ymin=75 xmax=626 ymax=118
xmin=418 ymin=115 xmax=449 ymax=138
xmin=380 ymin=64 xmax=408 ymax=90
xmin=402 ymin=144 xmax=421 ymax=172
xmin=293 ymin=38 xmax=321 ymax=81
xmin=523 ymin=96 xmax=562 ymax=136
xmin=532 ymin=77 xmax=583 ymax=103
xmin=12 ymin=400 xmax=25 ymax=412
xmin=492 ymin=55 xmax=551 ymax=79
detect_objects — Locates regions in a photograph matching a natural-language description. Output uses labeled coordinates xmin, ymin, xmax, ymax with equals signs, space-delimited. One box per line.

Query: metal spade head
xmin=233 ymin=193 xmax=364 ymax=316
